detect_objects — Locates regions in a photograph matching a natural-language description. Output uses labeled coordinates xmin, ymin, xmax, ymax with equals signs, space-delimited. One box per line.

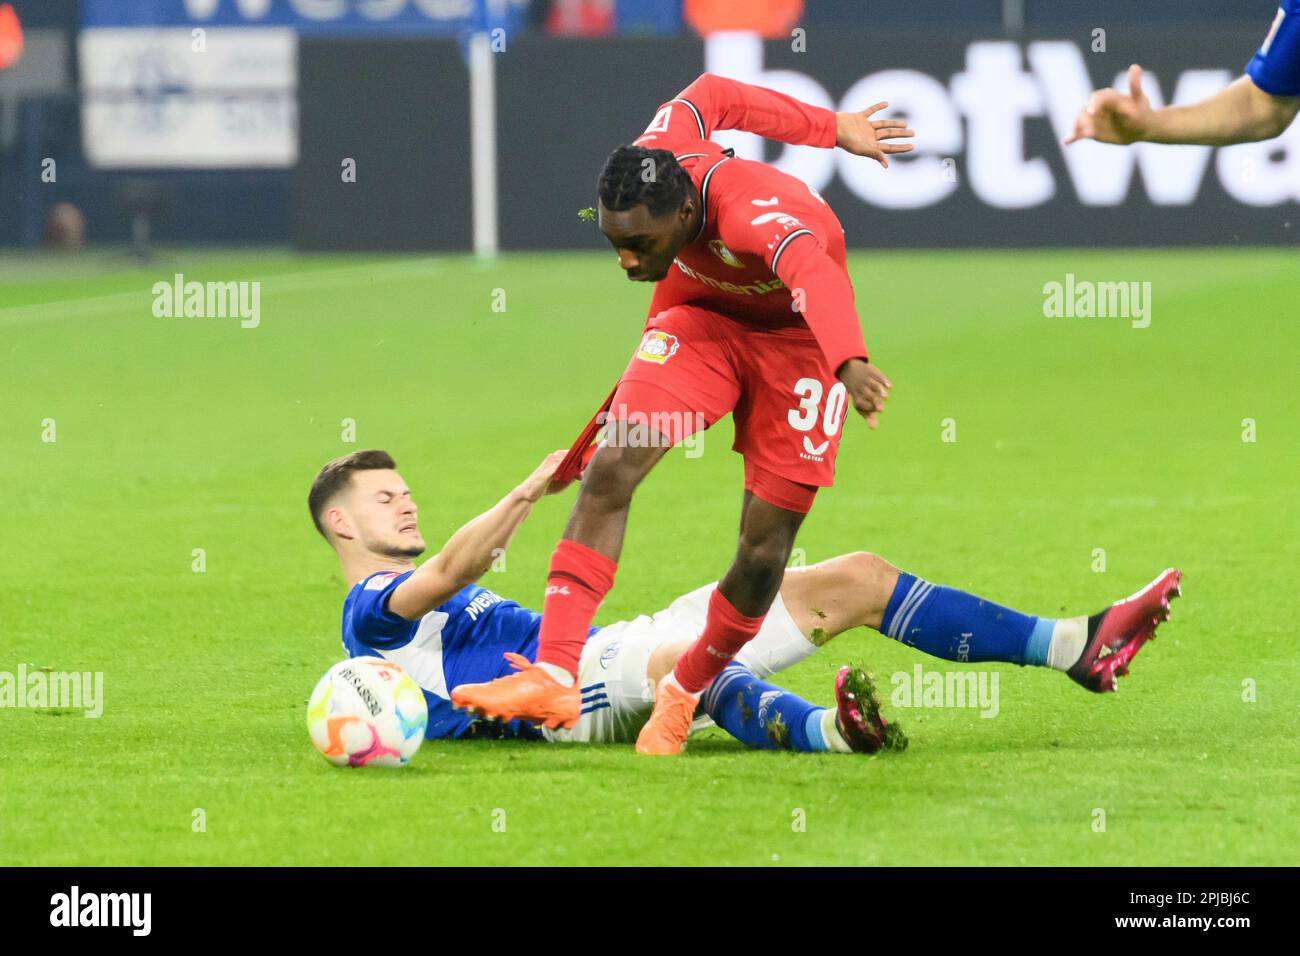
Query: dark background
xmin=292 ymin=39 xmax=472 ymax=251
xmin=1 ymin=1 xmax=1294 ymax=249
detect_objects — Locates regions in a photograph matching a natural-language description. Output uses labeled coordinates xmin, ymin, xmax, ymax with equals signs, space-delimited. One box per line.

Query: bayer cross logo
xmin=635 ymin=330 xmax=680 ymax=365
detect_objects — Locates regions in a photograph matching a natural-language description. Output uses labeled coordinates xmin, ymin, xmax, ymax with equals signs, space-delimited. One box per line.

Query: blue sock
xmin=700 ymin=663 xmax=831 ymax=752
xmin=880 ymin=572 xmax=1057 ymax=667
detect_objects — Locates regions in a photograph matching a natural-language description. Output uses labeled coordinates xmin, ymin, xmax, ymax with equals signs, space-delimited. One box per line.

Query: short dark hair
xmin=597 ymin=145 xmax=693 ymax=218
xmin=308 ymin=449 xmax=397 ymax=540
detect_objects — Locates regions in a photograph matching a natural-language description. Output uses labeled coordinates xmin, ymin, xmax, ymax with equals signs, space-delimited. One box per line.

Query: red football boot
xmin=1068 ymin=568 xmax=1183 ymax=693
xmin=834 ymin=665 xmax=908 ymax=753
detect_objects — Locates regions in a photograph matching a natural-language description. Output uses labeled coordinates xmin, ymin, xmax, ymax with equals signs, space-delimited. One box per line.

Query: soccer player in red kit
xmin=452 ymin=73 xmax=916 ymax=753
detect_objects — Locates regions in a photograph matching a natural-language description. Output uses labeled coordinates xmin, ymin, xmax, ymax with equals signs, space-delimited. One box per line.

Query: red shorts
xmin=609 ymin=304 xmax=850 ymax=513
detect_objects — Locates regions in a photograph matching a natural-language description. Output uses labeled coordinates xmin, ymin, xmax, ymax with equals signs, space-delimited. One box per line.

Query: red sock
xmin=672 ymin=589 xmax=767 ymax=692
xmin=536 ymin=538 xmax=618 ymax=676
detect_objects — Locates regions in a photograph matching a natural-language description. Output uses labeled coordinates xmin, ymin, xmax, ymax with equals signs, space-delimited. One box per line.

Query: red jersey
xmin=631 ymin=73 xmax=869 ymax=374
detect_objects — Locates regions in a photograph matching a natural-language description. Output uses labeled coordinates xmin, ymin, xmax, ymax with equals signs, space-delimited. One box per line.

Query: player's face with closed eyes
xmin=347 ymin=469 xmax=426 ymax=558
xmin=598 ymin=200 xmax=695 ymax=282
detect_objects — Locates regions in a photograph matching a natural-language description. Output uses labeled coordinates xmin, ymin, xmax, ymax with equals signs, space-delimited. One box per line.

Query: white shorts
xmin=541 ymin=580 xmax=812 ymax=745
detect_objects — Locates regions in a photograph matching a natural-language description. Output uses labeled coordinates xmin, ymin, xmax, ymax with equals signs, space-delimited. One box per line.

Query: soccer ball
xmin=307 ymin=658 xmax=428 ymax=767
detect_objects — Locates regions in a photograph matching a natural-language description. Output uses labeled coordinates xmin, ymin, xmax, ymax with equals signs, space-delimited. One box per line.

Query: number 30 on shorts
xmin=787 ymin=377 xmax=848 ymax=435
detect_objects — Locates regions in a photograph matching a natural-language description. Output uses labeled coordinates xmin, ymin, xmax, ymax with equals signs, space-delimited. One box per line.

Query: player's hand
xmin=519 ymin=450 xmax=570 ymax=501
xmin=835 ymin=102 xmax=914 ymax=168
xmin=837 ymin=358 xmax=891 ymax=430
xmin=1063 ymin=64 xmax=1152 ymax=145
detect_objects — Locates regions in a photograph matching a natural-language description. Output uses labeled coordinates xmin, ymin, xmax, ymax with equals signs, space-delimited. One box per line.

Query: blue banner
xmin=80 ymin=0 xmax=525 ymax=34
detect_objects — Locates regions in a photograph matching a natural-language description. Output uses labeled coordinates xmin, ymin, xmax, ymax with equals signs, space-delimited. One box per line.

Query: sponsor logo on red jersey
xmin=672 ymin=257 xmax=786 ymax=296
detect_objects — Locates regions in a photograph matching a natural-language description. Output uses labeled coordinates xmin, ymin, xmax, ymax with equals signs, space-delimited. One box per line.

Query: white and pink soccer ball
xmin=307 ymin=658 xmax=428 ymax=768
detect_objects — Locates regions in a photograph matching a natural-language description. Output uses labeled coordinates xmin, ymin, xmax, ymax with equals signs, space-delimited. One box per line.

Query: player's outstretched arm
xmin=387 ymin=450 xmax=569 ymax=619
xmin=1064 ymin=65 xmax=1300 ymax=146
xmin=660 ymin=72 xmax=834 ymax=147
xmin=648 ymin=73 xmax=911 ymax=163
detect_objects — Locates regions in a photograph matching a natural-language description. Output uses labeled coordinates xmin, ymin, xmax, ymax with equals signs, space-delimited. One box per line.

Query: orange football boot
xmin=450 ymin=652 xmax=580 ymax=729
xmin=634 ymin=679 xmax=699 ymax=755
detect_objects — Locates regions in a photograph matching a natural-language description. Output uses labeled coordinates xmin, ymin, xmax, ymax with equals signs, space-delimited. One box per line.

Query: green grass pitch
xmin=1 ymin=247 xmax=1297 ymax=866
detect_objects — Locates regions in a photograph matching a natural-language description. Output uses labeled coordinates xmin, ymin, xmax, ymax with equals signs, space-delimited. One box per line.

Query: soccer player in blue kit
xmin=1066 ymin=1 xmax=1300 ymax=146
xmin=308 ymin=449 xmax=1181 ymax=753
